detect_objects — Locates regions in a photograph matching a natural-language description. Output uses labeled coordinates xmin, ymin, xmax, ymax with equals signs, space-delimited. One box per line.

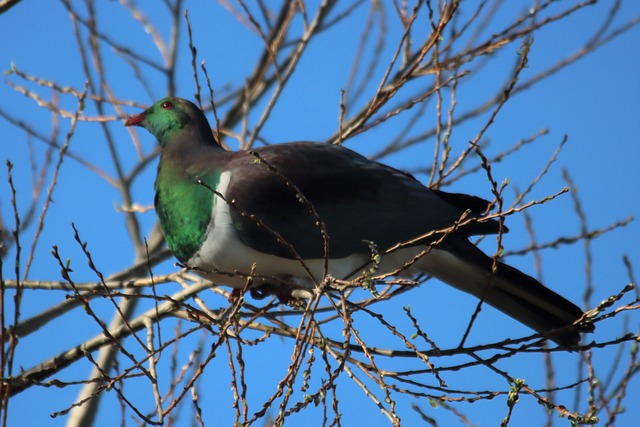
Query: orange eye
xmin=161 ymin=101 xmax=173 ymax=109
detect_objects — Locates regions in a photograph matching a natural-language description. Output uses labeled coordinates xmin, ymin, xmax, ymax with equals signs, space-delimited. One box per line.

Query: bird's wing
xmin=222 ymin=142 xmax=500 ymax=260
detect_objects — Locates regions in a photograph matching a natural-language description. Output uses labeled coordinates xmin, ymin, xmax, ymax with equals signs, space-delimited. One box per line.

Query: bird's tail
xmin=416 ymin=239 xmax=593 ymax=347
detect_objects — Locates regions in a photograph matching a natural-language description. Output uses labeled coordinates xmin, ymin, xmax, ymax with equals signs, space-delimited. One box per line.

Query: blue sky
xmin=1 ymin=1 xmax=639 ymax=426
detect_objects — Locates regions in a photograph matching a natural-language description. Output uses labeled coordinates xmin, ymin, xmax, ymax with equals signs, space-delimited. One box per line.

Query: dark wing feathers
xmin=225 ymin=142 xmax=499 ymax=259
xmin=431 ymin=189 xmax=493 ymax=215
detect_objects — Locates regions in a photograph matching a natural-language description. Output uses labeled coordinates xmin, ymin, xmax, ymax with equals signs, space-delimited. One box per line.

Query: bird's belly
xmin=187 ymin=217 xmax=374 ymax=288
xmin=187 ymin=217 xmax=431 ymax=288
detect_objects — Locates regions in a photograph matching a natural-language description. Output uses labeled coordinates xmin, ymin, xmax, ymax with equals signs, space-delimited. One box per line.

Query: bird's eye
xmin=161 ymin=101 xmax=173 ymax=110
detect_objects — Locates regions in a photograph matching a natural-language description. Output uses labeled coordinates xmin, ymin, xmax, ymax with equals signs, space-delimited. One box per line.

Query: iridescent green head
xmin=125 ymin=97 xmax=214 ymax=146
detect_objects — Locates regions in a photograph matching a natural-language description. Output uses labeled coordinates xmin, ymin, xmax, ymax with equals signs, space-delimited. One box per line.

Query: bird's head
xmin=125 ymin=97 xmax=214 ymax=147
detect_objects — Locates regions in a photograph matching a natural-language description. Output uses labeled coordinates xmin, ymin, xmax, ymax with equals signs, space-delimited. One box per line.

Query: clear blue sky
xmin=1 ymin=1 xmax=639 ymax=426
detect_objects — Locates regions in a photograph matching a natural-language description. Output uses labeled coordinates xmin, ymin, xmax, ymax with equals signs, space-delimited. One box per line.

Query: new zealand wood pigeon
xmin=125 ymin=97 xmax=593 ymax=346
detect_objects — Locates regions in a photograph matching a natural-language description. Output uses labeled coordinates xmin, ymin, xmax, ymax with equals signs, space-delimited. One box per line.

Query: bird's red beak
xmin=124 ymin=112 xmax=146 ymax=127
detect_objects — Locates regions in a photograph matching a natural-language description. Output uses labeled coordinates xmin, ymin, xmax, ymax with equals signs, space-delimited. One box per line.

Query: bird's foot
xmin=234 ymin=275 xmax=312 ymax=307
xmin=227 ymin=286 xmax=284 ymax=304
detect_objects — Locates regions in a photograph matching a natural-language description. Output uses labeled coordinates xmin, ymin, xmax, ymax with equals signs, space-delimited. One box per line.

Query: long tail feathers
xmin=417 ymin=239 xmax=594 ymax=347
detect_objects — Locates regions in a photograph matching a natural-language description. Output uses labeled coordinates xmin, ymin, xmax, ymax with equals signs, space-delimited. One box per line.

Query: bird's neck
xmin=154 ymin=145 xmax=224 ymax=262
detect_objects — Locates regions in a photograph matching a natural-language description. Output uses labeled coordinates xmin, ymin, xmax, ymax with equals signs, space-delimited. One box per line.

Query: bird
xmin=125 ymin=97 xmax=593 ymax=347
